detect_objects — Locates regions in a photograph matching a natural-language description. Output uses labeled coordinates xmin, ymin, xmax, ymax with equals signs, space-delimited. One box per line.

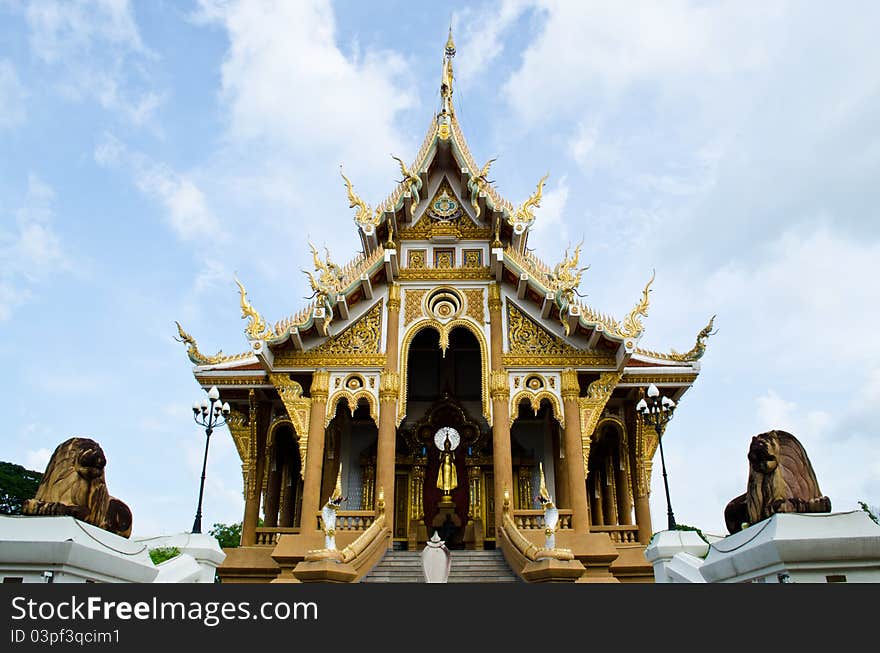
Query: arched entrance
xmin=320 ymin=398 xmax=380 ymax=514
xmin=396 ymin=325 xmax=491 ymax=549
xmin=263 ymin=419 xmax=302 ymax=528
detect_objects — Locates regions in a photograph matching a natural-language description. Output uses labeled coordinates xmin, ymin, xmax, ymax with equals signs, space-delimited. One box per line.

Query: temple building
xmin=177 ymin=32 xmax=713 ymax=583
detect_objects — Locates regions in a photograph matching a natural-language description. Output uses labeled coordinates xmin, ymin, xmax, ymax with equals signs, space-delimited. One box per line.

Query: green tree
xmin=209 ymin=521 xmax=243 ymax=548
xmin=859 ymin=501 xmax=879 ymax=525
xmin=0 ymin=461 xmax=43 ymax=515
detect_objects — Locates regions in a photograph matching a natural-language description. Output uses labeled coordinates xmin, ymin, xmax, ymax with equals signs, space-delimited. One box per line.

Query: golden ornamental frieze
xmin=193 ymin=375 xmax=270 ymax=387
xmin=404 ymin=289 xmax=428 ymax=326
xmin=326 ymin=388 xmax=379 ymax=428
xmin=620 ymin=373 xmax=699 ymax=386
xmin=510 ymin=388 xmax=564 ymax=427
xmin=507 ymin=301 xmax=586 ymax=357
xmin=398 ymin=267 xmax=492 ymax=281
xmin=463 ymin=288 xmax=485 ymax=324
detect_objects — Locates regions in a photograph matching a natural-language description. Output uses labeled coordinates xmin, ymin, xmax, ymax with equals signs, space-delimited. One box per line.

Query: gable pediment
xmin=505 ymin=300 xmax=616 ymax=367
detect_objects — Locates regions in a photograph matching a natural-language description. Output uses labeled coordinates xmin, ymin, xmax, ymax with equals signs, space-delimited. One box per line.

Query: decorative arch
xmin=509 ymin=390 xmax=565 ymax=428
xmin=326 ymin=390 xmax=379 ymax=427
xmin=398 ymin=317 xmax=491 ymax=426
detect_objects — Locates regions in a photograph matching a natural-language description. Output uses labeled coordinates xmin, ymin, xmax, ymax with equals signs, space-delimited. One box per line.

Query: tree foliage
xmin=209 ymin=521 xmax=242 ymax=548
xmin=149 ymin=546 xmax=181 ymax=565
xmin=0 ymin=461 xmax=43 ymax=515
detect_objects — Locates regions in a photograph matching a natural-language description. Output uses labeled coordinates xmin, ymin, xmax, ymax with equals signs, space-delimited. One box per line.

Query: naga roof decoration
xmin=177 ymin=29 xmax=713 ymax=372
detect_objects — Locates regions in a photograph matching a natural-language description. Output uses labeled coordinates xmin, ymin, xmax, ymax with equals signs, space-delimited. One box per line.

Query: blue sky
xmin=2 ymin=0 xmax=879 ymax=537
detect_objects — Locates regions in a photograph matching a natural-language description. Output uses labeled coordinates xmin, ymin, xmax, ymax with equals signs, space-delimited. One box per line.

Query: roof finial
xmin=440 ymin=23 xmax=455 ymax=116
xmin=446 ymin=22 xmax=456 ymax=58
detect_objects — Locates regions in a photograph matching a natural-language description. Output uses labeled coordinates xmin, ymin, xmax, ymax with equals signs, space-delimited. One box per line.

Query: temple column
xmin=279 ymin=448 xmax=295 ymax=527
xmin=300 ymin=369 xmax=330 ymax=531
xmin=488 ymin=283 xmax=513 ymax=531
xmin=561 ymin=369 xmax=590 ymax=533
xmin=376 ymin=284 xmax=401 ymax=544
xmin=615 ymin=454 xmax=633 ymax=526
xmin=241 ymin=390 xmax=265 ymax=546
xmin=263 ymin=444 xmax=282 ymax=527
xmin=632 ymin=418 xmax=654 ymax=544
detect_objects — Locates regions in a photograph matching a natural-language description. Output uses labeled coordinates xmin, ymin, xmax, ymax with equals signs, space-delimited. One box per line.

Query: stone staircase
xmin=362 ymin=549 xmax=520 ymax=583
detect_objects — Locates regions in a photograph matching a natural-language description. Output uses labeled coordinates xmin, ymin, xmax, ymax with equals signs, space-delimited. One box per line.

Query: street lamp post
xmin=636 ymin=383 xmax=677 ymax=531
xmin=191 ymin=385 xmax=230 ymax=534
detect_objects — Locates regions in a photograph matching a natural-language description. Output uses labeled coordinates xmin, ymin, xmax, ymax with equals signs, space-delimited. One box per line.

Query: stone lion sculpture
xmin=22 ymin=437 xmax=133 ymax=538
xmin=724 ymin=430 xmax=831 ymax=534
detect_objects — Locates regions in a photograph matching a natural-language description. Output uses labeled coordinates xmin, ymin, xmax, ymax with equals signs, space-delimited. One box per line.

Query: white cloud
xmin=94 ymin=133 xmax=220 ymax=241
xmin=24 ymin=448 xmax=52 ymax=472
xmin=196 ymin=0 xmax=414 ymax=185
xmin=526 ymin=174 xmax=569 ymax=256
xmin=453 ymin=0 xmax=531 ymax=88
xmin=24 ymin=0 xmax=163 ymax=125
xmin=0 ymin=59 xmax=26 ymax=127
xmin=0 ymin=174 xmax=69 ymax=320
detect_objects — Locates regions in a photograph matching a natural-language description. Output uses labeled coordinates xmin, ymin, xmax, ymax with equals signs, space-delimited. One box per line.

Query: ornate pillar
xmin=279 ymin=449 xmax=295 ymax=527
xmin=300 ymin=369 xmax=330 ymax=530
xmin=561 ymin=369 xmax=590 ymax=533
xmin=488 ymin=282 xmax=513 ymax=531
xmin=377 ymin=283 xmax=401 ymax=544
xmin=615 ymin=443 xmax=633 ymax=526
xmin=632 ymin=415 xmax=654 ymax=544
xmin=263 ymin=451 xmax=281 ymax=527
xmin=241 ymin=390 xmax=265 ymax=546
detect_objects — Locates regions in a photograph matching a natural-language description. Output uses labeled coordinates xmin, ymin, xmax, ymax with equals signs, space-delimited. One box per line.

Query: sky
xmin=2 ymin=0 xmax=879 ymax=538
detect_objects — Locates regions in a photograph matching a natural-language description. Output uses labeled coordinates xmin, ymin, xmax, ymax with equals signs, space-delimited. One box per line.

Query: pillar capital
xmin=387 ymin=283 xmax=401 ymax=311
xmin=488 ymin=282 xmax=502 ymax=313
xmin=379 ymin=370 xmax=400 ymax=401
xmin=310 ymin=369 xmax=330 ymax=400
xmin=489 ymin=370 xmax=509 ymax=399
xmin=560 ymin=368 xmax=580 ymax=400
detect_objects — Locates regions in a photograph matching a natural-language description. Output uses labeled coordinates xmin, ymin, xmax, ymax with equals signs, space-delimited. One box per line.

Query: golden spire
xmin=174 ymin=321 xmax=224 ymax=365
xmin=670 ymin=315 xmax=718 ymax=361
xmin=440 ymin=24 xmax=456 ymax=116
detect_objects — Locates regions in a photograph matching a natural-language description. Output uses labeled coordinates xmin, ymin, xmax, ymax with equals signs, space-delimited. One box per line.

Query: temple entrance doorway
xmin=397 ymin=325 xmax=491 ymax=549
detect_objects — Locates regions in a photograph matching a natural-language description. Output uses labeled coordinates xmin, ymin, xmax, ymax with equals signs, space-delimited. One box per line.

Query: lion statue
xmin=22 ymin=437 xmax=132 ymax=538
xmin=724 ymin=430 xmax=831 ymax=534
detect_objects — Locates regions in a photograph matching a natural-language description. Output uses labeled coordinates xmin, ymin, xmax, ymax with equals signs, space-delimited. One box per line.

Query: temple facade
xmin=177 ymin=32 xmax=713 ymax=583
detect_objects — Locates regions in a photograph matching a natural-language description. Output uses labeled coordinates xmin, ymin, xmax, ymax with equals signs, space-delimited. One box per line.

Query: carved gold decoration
xmin=268 ymin=373 xmax=311 ymax=479
xmin=399 ymin=319 xmax=491 ymax=425
xmin=341 ymin=167 xmax=382 ymax=236
xmin=387 ymin=283 xmax=401 ymax=312
xmin=404 ymin=288 xmax=428 ymax=326
xmin=310 ymin=369 xmax=331 ymax=400
xmin=398 ymin=267 xmax=492 ymax=281
xmin=467 ymin=157 xmax=496 ymax=219
xmin=578 ymin=372 xmax=623 ymax=477
xmin=463 ymin=288 xmax=485 ymax=324
xmin=507 ymin=301 xmax=579 ymax=356
xmin=547 ymin=243 xmax=589 ymax=336
xmin=309 ymin=300 xmax=383 ymax=356
xmin=433 ymin=248 xmax=455 ymax=269
xmin=620 ymin=373 xmax=699 ymax=386
xmin=391 ymin=154 xmax=422 ymax=208
xmin=407 ymin=249 xmax=426 ymax=269
xmin=246 ymin=389 xmax=259 ymax=497
xmin=489 ymin=370 xmax=509 ymax=400
xmin=193 ymin=374 xmax=269 ymax=387
xmin=174 ymin=321 xmax=224 ymax=365
xmin=303 ymin=242 xmax=346 ymax=333
xmin=234 ymin=277 xmax=273 ymax=341
xmin=462 ymin=249 xmax=483 ymax=268
xmin=272 ymin=353 xmax=386 ymax=368
xmin=670 ymin=315 xmax=717 ymax=361
xmin=560 ymin=368 xmax=580 ymax=399
xmin=510 ymin=388 xmax=564 ymax=427
xmin=508 ymin=174 xmax=548 ymax=236
xmin=619 ymin=270 xmax=655 ymax=339
xmin=487 ymin=282 xmax=502 ymax=313
xmin=379 ymin=370 xmax=400 ymax=401
xmin=327 ymin=388 xmax=378 ymax=427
